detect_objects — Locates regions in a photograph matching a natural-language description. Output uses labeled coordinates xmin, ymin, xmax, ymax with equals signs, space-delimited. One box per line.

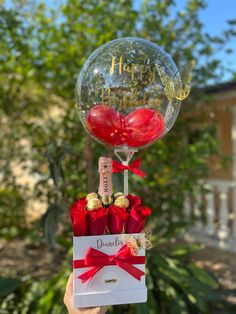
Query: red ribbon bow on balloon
xmin=73 ymin=244 xmax=145 ymax=283
xmin=112 ymin=159 xmax=146 ymax=178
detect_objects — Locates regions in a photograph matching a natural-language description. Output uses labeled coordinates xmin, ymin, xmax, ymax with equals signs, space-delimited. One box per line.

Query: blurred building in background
xmin=185 ymin=81 xmax=236 ymax=252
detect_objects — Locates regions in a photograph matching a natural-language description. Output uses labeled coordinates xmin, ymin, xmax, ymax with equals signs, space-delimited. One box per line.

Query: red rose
xmin=70 ymin=198 xmax=88 ymax=236
xmin=87 ymin=207 xmax=109 ymax=235
xmin=109 ymin=206 xmax=128 ymax=234
xmin=126 ymin=205 xmax=151 ymax=233
xmin=126 ymin=194 xmax=142 ymax=208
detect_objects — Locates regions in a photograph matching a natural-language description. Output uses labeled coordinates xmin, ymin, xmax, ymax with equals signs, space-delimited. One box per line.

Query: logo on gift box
xmin=102 ymin=271 xmax=119 ymax=288
xmin=97 ymin=237 xmax=124 ymax=250
xmin=104 ymin=278 xmax=118 ymax=285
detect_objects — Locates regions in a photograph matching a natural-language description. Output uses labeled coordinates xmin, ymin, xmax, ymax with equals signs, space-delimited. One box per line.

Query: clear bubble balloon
xmin=75 ymin=37 xmax=187 ymax=150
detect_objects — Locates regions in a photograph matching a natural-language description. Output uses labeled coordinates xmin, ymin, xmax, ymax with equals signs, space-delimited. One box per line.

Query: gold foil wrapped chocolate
xmin=87 ymin=198 xmax=103 ymax=210
xmin=114 ymin=192 xmax=124 ymax=199
xmin=86 ymin=192 xmax=98 ymax=201
xmin=114 ymin=196 xmax=129 ymax=208
xmin=101 ymin=195 xmax=113 ymax=206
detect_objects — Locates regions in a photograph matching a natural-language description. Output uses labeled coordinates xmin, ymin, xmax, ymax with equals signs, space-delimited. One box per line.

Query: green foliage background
xmin=0 ymin=0 xmax=236 ymax=313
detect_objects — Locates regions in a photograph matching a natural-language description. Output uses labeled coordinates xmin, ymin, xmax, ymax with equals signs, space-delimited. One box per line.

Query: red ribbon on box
xmin=112 ymin=159 xmax=146 ymax=178
xmin=73 ymin=244 xmax=145 ymax=283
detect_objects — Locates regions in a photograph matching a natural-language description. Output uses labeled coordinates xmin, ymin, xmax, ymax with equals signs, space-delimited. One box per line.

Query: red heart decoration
xmin=86 ymin=104 xmax=124 ymax=145
xmin=124 ymin=108 xmax=165 ymax=147
xmin=86 ymin=105 xmax=165 ymax=148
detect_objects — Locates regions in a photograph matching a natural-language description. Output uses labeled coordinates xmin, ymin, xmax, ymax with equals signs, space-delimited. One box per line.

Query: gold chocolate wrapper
xmin=114 ymin=192 xmax=124 ymax=199
xmin=101 ymin=195 xmax=113 ymax=206
xmin=114 ymin=196 xmax=129 ymax=208
xmin=86 ymin=192 xmax=98 ymax=201
xmin=87 ymin=198 xmax=103 ymax=210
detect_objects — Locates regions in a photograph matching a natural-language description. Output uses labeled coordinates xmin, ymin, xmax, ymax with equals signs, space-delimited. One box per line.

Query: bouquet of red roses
xmin=70 ymin=157 xmax=152 ymax=308
xmin=70 ymin=193 xmax=151 ymax=236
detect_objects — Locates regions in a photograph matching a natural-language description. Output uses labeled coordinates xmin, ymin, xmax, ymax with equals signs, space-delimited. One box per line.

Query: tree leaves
xmin=46 ymin=144 xmax=65 ymax=188
xmin=0 ymin=278 xmax=21 ymax=297
xmin=41 ymin=203 xmax=65 ymax=248
xmin=148 ymin=252 xmax=219 ymax=313
xmin=169 ymin=243 xmax=204 ymax=257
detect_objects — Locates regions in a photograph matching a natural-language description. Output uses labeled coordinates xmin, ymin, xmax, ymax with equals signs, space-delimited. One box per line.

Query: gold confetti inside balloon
xmin=75 ymin=37 xmax=191 ymax=150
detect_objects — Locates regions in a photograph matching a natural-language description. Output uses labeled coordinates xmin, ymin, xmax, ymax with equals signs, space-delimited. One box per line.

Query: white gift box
xmin=73 ymin=233 xmax=147 ymax=308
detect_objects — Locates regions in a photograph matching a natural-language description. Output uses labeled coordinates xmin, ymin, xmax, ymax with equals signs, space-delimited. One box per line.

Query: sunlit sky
xmin=135 ymin=0 xmax=236 ymax=82
xmin=183 ymin=0 xmax=236 ymax=81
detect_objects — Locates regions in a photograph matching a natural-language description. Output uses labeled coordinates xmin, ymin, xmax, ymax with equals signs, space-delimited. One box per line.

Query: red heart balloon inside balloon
xmin=124 ymin=108 xmax=165 ymax=147
xmin=86 ymin=105 xmax=165 ymax=148
xmin=86 ymin=104 xmax=124 ymax=145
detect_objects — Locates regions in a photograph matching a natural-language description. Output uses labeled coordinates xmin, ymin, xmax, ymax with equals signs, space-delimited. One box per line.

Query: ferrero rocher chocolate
xmin=87 ymin=198 xmax=102 ymax=210
xmin=114 ymin=196 xmax=129 ymax=208
xmin=114 ymin=192 xmax=124 ymax=199
xmin=86 ymin=192 xmax=98 ymax=201
xmin=101 ymin=195 xmax=113 ymax=206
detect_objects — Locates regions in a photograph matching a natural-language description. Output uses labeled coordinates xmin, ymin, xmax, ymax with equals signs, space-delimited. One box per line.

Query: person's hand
xmin=64 ymin=273 xmax=109 ymax=314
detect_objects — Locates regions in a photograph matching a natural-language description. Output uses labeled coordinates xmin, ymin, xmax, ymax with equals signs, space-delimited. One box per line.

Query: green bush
xmin=0 ymin=188 xmax=27 ymax=239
